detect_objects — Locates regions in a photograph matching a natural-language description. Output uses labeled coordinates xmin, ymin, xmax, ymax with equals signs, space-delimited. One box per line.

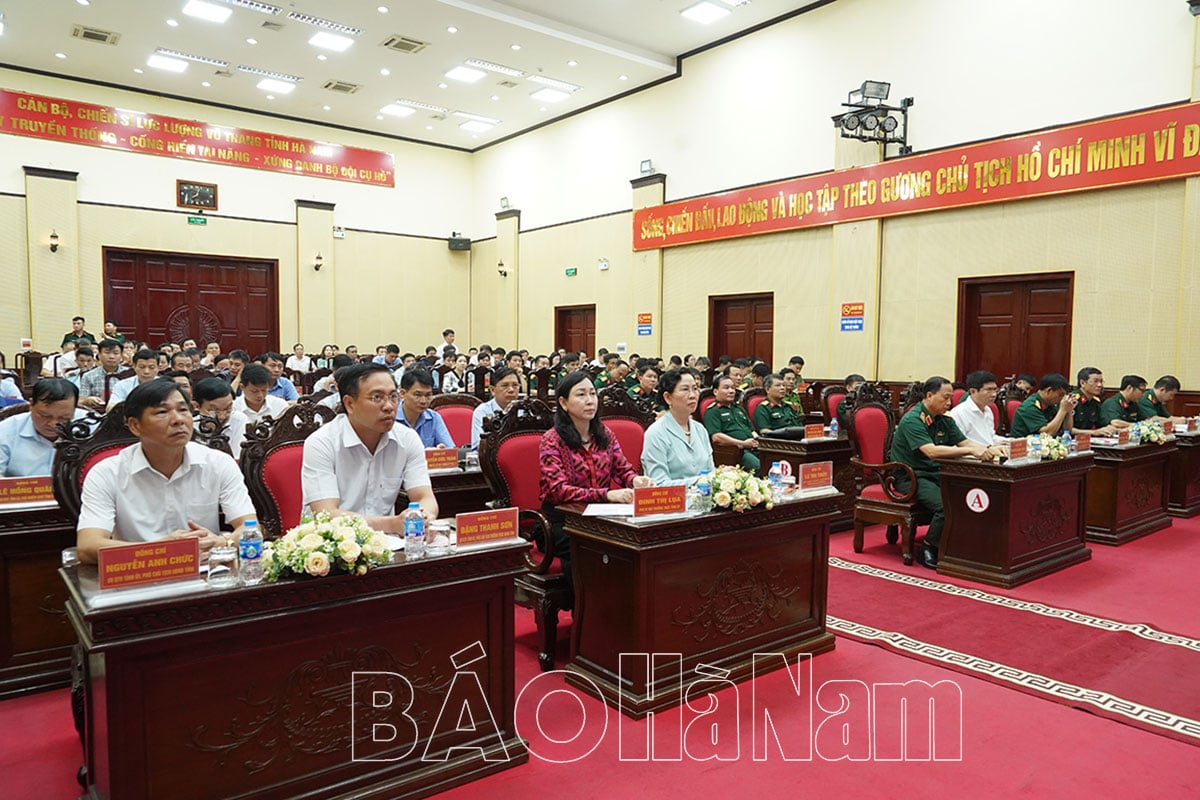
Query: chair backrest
xmin=697 ymin=391 xmax=717 ymax=422
xmin=995 ymin=382 xmax=1029 ymax=435
xmin=990 ymin=402 xmax=1001 ymax=433
xmin=0 ymin=402 xmax=30 ymax=422
xmin=529 ymin=366 xmax=554 ymax=401
xmin=52 ymin=405 xmax=135 ymax=520
xmin=952 ymin=388 xmax=967 ymax=406
xmin=897 ymin=381 xmax=925 ymax=417
xmin=432 ymin=363 xmax=454 ymax=392
xmin=823 ymin=388 xmax=846 ymax=421
xmin=431 ymin=392 xmax=482 ymax=448
xmin=848 ymin=403 xmax=895 ymax=465
xmin=188 ymin=368 xmax=216 ymax=386
xmin=743 ymin=387 xmax=766 ymax=420
xmin=104 ymin=369 xmax=135 ymax=401
xmin=240 ymin=403 xmax=336 ymax=538
xmin=596 ymin=385 xmax=654 ymax=470
xmin=478 ymin=398 xmax=555 ymax=511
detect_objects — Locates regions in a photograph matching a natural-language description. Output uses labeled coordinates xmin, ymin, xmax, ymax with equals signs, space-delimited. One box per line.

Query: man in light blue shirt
xmin=372 ymin=344 xmax=403 ymax=374
xmin=0 ymin=378 xmax=85 ymax=477
xmin=470 ymin=366 xmax=521 ymax=449
xmin=108 ymin=349 xmax=162 ymax=408
xmin=397 ymin=368 xmax=455 ymax=448
xmin=261 ymin=352 xmax=299 ymax=401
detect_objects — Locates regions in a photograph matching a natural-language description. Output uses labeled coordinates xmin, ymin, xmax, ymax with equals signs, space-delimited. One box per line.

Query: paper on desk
xmin=583 ymin=504 xmax=634 ymax=517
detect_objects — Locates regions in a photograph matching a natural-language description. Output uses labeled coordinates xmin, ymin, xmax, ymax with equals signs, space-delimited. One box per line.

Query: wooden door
xmin=957 ymin=274 xmax=1073 ymax=383
xmin=555 ymin=305 xmax=595 ymax=357
xmin=104 ymin=248 xmax=279 ymax=354
xmin=709 ymin=293 xmax=774 ymax=363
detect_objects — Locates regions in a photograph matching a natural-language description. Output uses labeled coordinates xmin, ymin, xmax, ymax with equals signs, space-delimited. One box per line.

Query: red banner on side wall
xmin=0 ymin=88 xmax=395 ymax=187
xmin=634 ymin=102 xmax=1200 ymax=250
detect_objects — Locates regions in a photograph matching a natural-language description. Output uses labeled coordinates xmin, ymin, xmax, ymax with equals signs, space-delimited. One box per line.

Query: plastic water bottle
xmin=1029 ymin=436 xmax=1042 ymax=461
xmin=829 ymin=418 xmax=840 ymax=438
xmin=1130 ymin=424 xmax=1142 ymax=445
xmin=696 ymin=470 xmax=713 ymax=512
xmin=239 ymin=520 xmax=263 ymax=585
xmin=768 ymin=461 xmax=784 ymax=501
xmin=1062 ymin=430 xmax=1075 ymax=455
xmin=403 ymin=502 xmax=426 ymax=561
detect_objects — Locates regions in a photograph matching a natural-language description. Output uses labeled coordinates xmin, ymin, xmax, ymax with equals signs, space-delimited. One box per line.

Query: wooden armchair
xmin=240 ymin=402 xmax=337 ymax=538
xmin=742 ymin=387 xmax=767 ymax=425
xmin=0 ymin=402 xmax=30 ymax=422
xmin=477 ymin=398 xmax=567 ymax=672
xmin=52 ymin=407 xmax=134 ymax=520
xmin=597 ymin=384 xmax=655 ymax=470
xmin=996 ymin=383 xmax=1029 ymax=435
xmin=430 ymin=392 xmax=482 ymax=448
xmin=821 ymin=386 xmax=847 ymax=424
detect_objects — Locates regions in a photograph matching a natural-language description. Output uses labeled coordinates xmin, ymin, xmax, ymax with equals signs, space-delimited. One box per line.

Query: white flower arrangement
xmin=263 ymin=511 xmax=391 ymax=581
xmin=709 ymin=465 xmax=775 ymax=512
xmin=1136 ymin=420 xmax=1168 ymax=445
xmin=1026 ymin=433 xmax=1069 ymax=460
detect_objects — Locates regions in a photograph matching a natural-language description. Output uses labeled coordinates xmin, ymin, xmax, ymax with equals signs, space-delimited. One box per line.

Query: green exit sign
xmin=565 ymin=267 xmax=577 ymax=276
xmin=187 ymin=216 xmax=207 ymax=226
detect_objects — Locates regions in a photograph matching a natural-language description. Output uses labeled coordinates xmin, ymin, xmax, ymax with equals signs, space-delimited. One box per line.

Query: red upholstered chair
xmin=996 ymin=383 xmax=1029 ymax=435
xmin=822 ymin=388 xmax=847 ymax=422
xmin=52 ymin=406 xmax=136 ymax=520
xmin=990 ymin=402 xmax=1001 ymax=433
xmin=743 ymin=387 xmax=767 ymax=421
xmin=431 ymin=392 xmax=482 ymax=448
xmin=952 ymin=388 xmax=967 ymax=406
xmin=596 ymin=384 xmax=655 ymax=471
xmin=477 ymin=398 xmax=566 ymax=672
xmin=240 ymin=403 xmax=337 ymax=538
xmin=696 ymin=389 xmax=717 ymax=422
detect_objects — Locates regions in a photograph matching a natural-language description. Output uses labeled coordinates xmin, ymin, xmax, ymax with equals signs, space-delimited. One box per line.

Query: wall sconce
xmin=313 ymin=253 xmax=324 ymax=271
xmin=639 ymin=159 xmax=654 ymax=176
xmin=499 ymin=196 xmax=511 ymax=210
xmin=497 ymin=259 xmax=508 ymax=277
xmin=49 ymin=230 xmax=60 ymax=253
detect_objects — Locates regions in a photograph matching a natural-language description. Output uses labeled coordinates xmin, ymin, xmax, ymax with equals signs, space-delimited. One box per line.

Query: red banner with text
xmin=0 ymin=88 xmax=394 ymax=186
xmin=634 ymin=102 xmax=1200 ymax=250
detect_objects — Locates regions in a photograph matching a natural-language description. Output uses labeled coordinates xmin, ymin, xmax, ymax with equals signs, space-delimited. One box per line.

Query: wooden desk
xmin=1086 ymin=441 xmax=1175 ymax=544
xmin=937 ymin=454 xmax=1093 ymax=588
xmin=399 ymin=465 xmax=492 ymax=519
xmin=1168 ymin=432 xmax=1200 ymax=518
xmin=64 ymin=542 xmax=529 ymax=800
xmin=0 ymin=501 xmax=77 ymax=698
xmin=560 ymin=492 xmax=840 ymax=719
xmin=756 ymin=434 xmax=855 ymax=531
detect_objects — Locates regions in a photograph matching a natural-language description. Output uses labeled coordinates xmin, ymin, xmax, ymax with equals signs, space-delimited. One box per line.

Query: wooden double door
xmin=555 ymin=304 xmax=596 ymax=358
xmin=709 ymin=293 xmax=774 ymax=362
xmin=957 ymin=274 xmax=1073 ymax=384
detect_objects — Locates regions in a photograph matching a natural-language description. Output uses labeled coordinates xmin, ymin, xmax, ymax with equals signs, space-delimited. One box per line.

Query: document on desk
xmin=583 ymin=504 xmax=634 ymax=517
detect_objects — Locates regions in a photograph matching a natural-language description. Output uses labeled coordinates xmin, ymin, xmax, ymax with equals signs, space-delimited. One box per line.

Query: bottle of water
xmin=696 ymin=470 xmax=713 ymax=512
xmin=768 ymin=461 xmax=784 ymax=501
xmin=1029 ymin=436 xmax=1042 ymax=461
xmin=239 ymin=520 xmax=263 ymax=585
xmin=403 ymin=502 xmax=425 ymax=561
xmin=1062 ymin=430 xmax=1074 ymax=455
xmin=1130 ymin=423 xmax=1142 ymax=445
xmin=829 ymin=418 xmax=840 ymax=438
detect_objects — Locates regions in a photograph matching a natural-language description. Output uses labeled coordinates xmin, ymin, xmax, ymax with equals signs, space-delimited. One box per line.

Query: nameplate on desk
xmin=456 ymin=507 xmax=518 ymax=547
xmin=1118 ymin=430 xmax=1130 ymax=446
xmin=0 ymin=475 xmax=55 ymax=506
xmin=800 ymin=461 xmax=833 ymax=490
xmin=633 ymin=485 xmax=688 ymax=516
xmin=425 ymin=447 xmax=461 ymax=471
xmin=804 ymin=423 xmax=825 ymax=440
xmin=97 ymin=538 xmax=200 ymax=590
xmin=1163 ymin=420 xmax=1175 ymax=434
xmin=1008 ymin=439 xmax=1028 ymax=460
xmin=1075 ymin=433 xmax=1091 ymax=452
xmin=1190 ymin=419 xmax=1199 ymax=433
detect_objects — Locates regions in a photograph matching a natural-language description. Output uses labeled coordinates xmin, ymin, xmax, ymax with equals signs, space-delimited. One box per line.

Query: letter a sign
xmin=965 ymin=488 xmax=989 ymax=513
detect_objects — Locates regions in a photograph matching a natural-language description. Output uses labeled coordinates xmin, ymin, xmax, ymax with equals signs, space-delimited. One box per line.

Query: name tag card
xmin=97 ymin=538 xmax=200 ymax=590
xmin=1190 ymin=419 xmax=1199 ymax=433
xmin=633 ymin=485 xmax=688 ymax=516
xmin=0 ymin=475 xmax=55 ymax=506
xmin=424 ymin=447 xmax=461 ymax=471
xmin=455 ymin=508 xmax=519 ymax=548
xmin=800 ymin=461 xmax=834 ymax=490
xmin=1008 ymin=439 xmax=1028 ymax=460
xmin=1118 ymin=430 xmax=1131 ymax=446
xmin=1164 ymin=420 xmax=1175 ymax=434
xmin=804 ymin=423 xmax=826 ymax=439
xmin=1075 ymin=433 xmax=1091 ymax=452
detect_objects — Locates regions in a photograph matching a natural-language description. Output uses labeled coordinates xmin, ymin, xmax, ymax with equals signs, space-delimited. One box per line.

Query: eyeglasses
xmin=362 ymin=391 xmax=400 ymax=405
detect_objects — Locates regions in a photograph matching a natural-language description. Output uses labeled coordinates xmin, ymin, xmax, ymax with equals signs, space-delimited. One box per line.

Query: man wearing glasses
xmin=947 ymin=370 xmax=1000 ymax=447
xmin=470 ymin=366 xmax=522 ymax=450
xmin=302 ymin=363 xmax=437 ymax=529
xmin=0 ymin=378 xmax=86 ymax=477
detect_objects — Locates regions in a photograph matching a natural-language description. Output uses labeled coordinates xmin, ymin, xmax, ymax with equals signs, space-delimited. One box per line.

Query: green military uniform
xmin=628 ymin=384 xmax=666 ymax=411
xmin=1100 ymin=394 xmax=1140 ymax=425
xmin=61 ymin=330 xmax=96 ymax=348
xmin=782 ymin=390 xmax=805 ymax=415
xmin=836 ymin=396 xmax=853 ymax=430
xmin=1009 ymin=394 xmax=1062 ymax=437
xmin=753 ymin=399 xmax=802 ymax=432
xmin=890 ymin=404 xmax=966 ymax=548
xmin=593 ymin=370 xmax=613 ymax=389
xmin=623 ymin=372 xmax=639 ymax=390
xmin=1071 ymin=390 xmax=1104 ymax=430
xmin=704 ymin=401 xmax=759 ymax=472
xmin=1138 ymin=388 xmax=1169 ymax=420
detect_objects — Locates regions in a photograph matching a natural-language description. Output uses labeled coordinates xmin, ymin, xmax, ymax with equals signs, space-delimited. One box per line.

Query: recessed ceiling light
xmin=146 ymin=54 xmax=187 ymax=72
xmin=447 ymin=26 xmax=457 ymax=33
xmin=166 ymin=18 xmax=179 ymax=27
xmin=539 ymin=106 xmax=547 ymax=112
xmin=528 ymin=74 xmax=580 ymax=92
xmin=201 ymin=80 xmax=211 ymax=86
xmin=460 ymin=120 xmax=493 ymax=133
xmin=389 ymin=98 xmax=447 ymax=113
xmin=133 ymin=68 xmax=144 ymax=74
xmin=377 ymin=5 xmax=389 ymax=12
xmin=510 ymin=44 xmax=521 ymax=51
xmin=309 ymin=31 xmax=354 ymax=52
xmin=425 ymin=125 xmax=433 ymax=130
xmin=445 ymin=65 xmax=486 ymax=83
xmin=567 ymin=60 xmax=577 ymax=67
xmin=380 ymin=103 xmax=416 ymax=118
xmin=680 ymin=1 xmax=730 ymax=24
xmin=266 ymin=94 xmax=275 ymax=100
xmin=257 ymin=77 xmax=296 ymax=93
xmin=316 ymin=54 xmax=327 ymax=61
xmin=438 ymin=82 xmax=447 ymax=89
xmin=155 ymin=47 xmax=228 ymax=67
xmin=77 ymin=0 xmax=91 ymax=5
xmin=465 ymin=58 xmax=524 ymax=78
xmin=182 ymin=0 xmax=233 ymax=24
xmin=490 ymin=94 xmax=499 ymax=101
xmin=375 ymin=114 xmax=383 ymax=120
xmin=380 ymin=68 xmax=390 ymax=76
xmin=619 ymin=74 xmax=628 ymax=81
xmin=246 ymin=37 xmax=257 ymax=44
xmin=531 ymin=87 xmax=569 ymax=103
xmin=322 ymin=104 xmax=331 ymax=110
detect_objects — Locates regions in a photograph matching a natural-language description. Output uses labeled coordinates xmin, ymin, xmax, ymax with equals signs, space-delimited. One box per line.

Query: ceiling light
xmin=257 ymin=77 xmax=296 ymax=93
xmin=155 ymin=47 xmax=229 ymax=67
xmin=464 ymin=58 xmax=524 ymax=77
xmin=447 ymin=26 xmax=458 ymax=33
xmin=527 ymin=74 xmax=580 ymax=93
xmin=438 ymin=82 xmax=447 ymax=88
xmin=445 ymin=65 xmax=486 ymax=83
xmin=183 ymin=0 xmax=233 ymax=24
xmin=166 ymin=18 xmax=179 ymax=27
xmin=309 ymin=31 xmax=354 ymax=52
xmin=380 ymin=103 xmax=416 ymax=117
xmin=377 ymin=5 xmax=389 ymax=12
xmin=618 ymin=74 xmax=628 ymax=81
xmin=511 ymin=44 xmax=521 ymax=51
xmin=531 ymin=87 xmax=569 ymax=103
xmin=322 ymin=104 xmax=331 ymax=110
xmin=201 ymin=80 xmax=211 ymax=86
xmin=246 ymin=37 xmax=257 ymax=44
xmin=490 ymin=94 xmax=499 ymax=101
xmin=567 ymin=60 xmax=577 ymax=67
xmin=380 ymin=68 xmax=390 ymax=76
xmin=286 ymin=11 xmax=362 ymax=36
xmin=217 ymin=0 xmax=284 ymax=14
xmin=237 ymin=64 xmax=302 ymax=81
xmin=317 ymin=54 xmax=327 ymax=61
xmin=0 ymin=14 xmax=4 ymax=36
xmin=375 ymin=114 xmax=383 ymax=120
xmin=56 ymin=52 xmax=67 ymax=59
xmin=77 ymin=0 xmax=91 ymax=5
xmin=681 ymin=1 xmax=730 ymax=24
xmin=266 ymin=94 xmax=275 ymax=100
xmin=425 ymin=125 xmax=433 ymax=130
xmin=452 ymin=111 xmax=499 ymax=124
xmin=539 ymin=106 xmax=546 ymax=112
xmin=390 ymin=98 xmax=447 ymax=113
xmin=133 ymin=68 xmax=144 ymax=74
xmin=146 ymin=54 xmax=187 ymax=72
xmin=459 ymin=120 xmax=494 ymax=133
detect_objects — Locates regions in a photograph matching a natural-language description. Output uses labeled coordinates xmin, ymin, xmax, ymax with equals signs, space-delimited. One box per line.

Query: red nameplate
xmin=804 ymin=423 xmax=825 ymax=439
xmin=633 ymin=485 xmax=688 ymax=516
xmin=97 ymin=538 xmax=200 ymax=590
xmin=425 ymin=447 xmax=460 ymax=471
xmin=800 ymin=461 xmax=833 ymax=489
xmin=1008 ymin=439 xmax=1028 ymax=460
xmin=0 ymin=475 xmax=55 ymax=505
xmin=1075 ymin=433 xmax=1091 ymax=451
xmin=1190 ymin=418 xmax=1199 ymax=433
xmin=1163 ymin=420 xmax=1175 ymax=434
xmin=456 ymin=508 xmax=519 ymax=547
xmin=1118 ymin=430 xmax=1130 ymax=446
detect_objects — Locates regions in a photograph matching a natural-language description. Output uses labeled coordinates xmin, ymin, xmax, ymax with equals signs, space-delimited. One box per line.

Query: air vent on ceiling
xmin=70 ymin=24 xmax=121 ymax=45
xmin=260 ymin=20 xmax=285 ymax=32
xmin=497 ymin=80 xmax=518 ymax=89
xmin=214 ymin=70 xmax=234 ymax=78
xmin=322 ymin=80 xmax=362 ymax=94
xmin=380 ymin=34 xmax=428 ymax=54
xmin=429 ymin=113 xmax=446 ymax=120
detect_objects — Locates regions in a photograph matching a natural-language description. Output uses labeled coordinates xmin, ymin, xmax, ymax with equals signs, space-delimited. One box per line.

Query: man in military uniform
xmin=704 ymin=374 xmax=759 ymax=472
xmin=891 ymin=376 xmax=1001 ymax=568
xmin=1009 ymin=373 xmax=1077 ymax=437
xmin=628 ymin=360 xmax=666 ymax=412
xmin=738 ymin=362 xmax=771 ymax=392
xmin=779 ymin=368 xmax=805 ymax=415
xmin=1138 ymin=375 xmax=1183 ymax=423
xmin=1099 ymin=375 xmax=1147 ymax=429
xmin=787 ymin=355 xmax=808 ymax=391
xmin=1070 ymin=367 xmax=1116 ymax=435
xmin=60 ymin=316 xmax=96 ymax=349
xmin=593 ymin=353 xmax=622 ymax=388
xmin=753 ymin=374 xmax=803 ymax=432
xmin=836 ymin=374 xmax=867 ymax=429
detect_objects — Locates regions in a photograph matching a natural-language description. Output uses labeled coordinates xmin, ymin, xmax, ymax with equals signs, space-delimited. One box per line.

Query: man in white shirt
xmin=232 ymin=364 xmax=288 ymax=423
xmin=436 ymin=328 xmax=455 ymax=359
xmin=193 ymin=377 xmax=250 ymax=460
xmin=948 ymin=370 xmax=999 ymax=447
xmin=470 ymin=366 xmax=522 ymax=449
xmin=301 ymin=363 xmax=437 ymax=531
xmin=76 ymin=379 xmax=256 ymax=564
xmin=107 ymin=349 xmax=162 ymax=408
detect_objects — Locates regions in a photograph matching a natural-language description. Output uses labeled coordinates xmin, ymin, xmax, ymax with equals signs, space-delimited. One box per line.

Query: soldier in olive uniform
xmin=1009 ymin=373 xmax=1077 ymax=437
xmin=753 ymin=374 xmax=803 ymax=432
xmin=1069 ymin=367 xmax=1116 ymax=435
xmin=836 ymin=374 xmax=867 ymax=429
xmin=1099 ymin=375 xmax=1146 ymax=429
xmin=1139 ymin=375 xmax=1183 ymax=423
xmin=704 ymin=374 xmax=759 ymax=472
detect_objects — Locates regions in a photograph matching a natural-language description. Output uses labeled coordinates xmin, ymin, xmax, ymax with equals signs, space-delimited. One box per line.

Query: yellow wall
xmin=0 ymin=194 xmax=30 ymax=357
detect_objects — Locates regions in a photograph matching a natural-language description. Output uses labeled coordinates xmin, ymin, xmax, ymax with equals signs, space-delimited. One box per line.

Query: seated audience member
xmin=233 ymin=364 xmax=288 ymax=423
xmin=78 ymin=339 xmax=125 ymax=410
xmin=46 ymin=342 xmax=77 ymax=377
xmin=555 ymin=352 xmax=582 ymax=386
xmin=199 ymin=342 xmax=221 ymax=367
xmin=754 ymin=374 xmax=803 ymax=433
xmin=627 ymin=360 xmax=665 ymax=408
xmin=1099 ymin=375 xmax=1148 ymax=429
xmin=1009 ymin=373 xmax=1077 ymax=437
xmin=258 ymin=352 xmax=299 ymax=401
xmin=315 ymin=344 xmax=337 ymax=370
xmin=285 ymin=343 xmax=312 ymax=373
xmin=181 ymin=338 xmax=198 ymax=351
xmin=526 ymin=354 xmax=551 ymax=392
xmin=102 ymin=320 xmax=125 ymax=343
xmin=540 ymin=371 xmax=654 ymax=581
xmin=788 ymin=355 xmax=808 ymax=390
xmin=156 ymin=351 xmax=170 ymax=373
xmin=835 ymin=374 xmax=867 ymax=429
xmin=193 ymin=377 xmax=249 ymax=460
xmin=1070 ymin=367 xmax=1116 ymax=435
xmin=695 ymin=356 xmax=712 ymax=372
xmin=704 ymin=373 xmax=759 ymax=472
xmin=1015 ymin=373 xmax=1038 ymax=394
xmin=1139 ymin=375 xmax=1184 ymax=423
xmin=641 ymin=368 xmax=714 ymax=486
xmin=891 ymin=376 xmax=1001 ymax=568
xmin=441 ymin=353 xmax=470 ymax=394
xmin=108 ymin=349 xmax=162 ymax=408
xmin=470 ymin=366 xmax=522 ymax=449
xmin=947 ymin=370 xmax=999 ymax=446
xmin=0 ymin=378 xmax=85 ymax=477
xmin=396 ymin=368 xmax=454 ymax=448
xmin=228 ymin=349 xmax=250 ymax=393
xmin=436 ymin=329 xmax=456 ymax=359
xmin=373 ymin=344 xmax=403 ymax=373
xmin=0 ymin=375 xmax=24 ymax=407
xmin=315 ymin=354 xmax=354 ymax=394
xmin=161 ymin=369 xmax=192 ymax=394
xmin=67 ymin=346 xmax=96 ymax=388
xmin=739 ymin=362 xmax=771 ymax=391
xmin=301 ymin=363 xmax=436 ymax=529
xmin=211 ymin=354 xmax=232 ymax=375
xmin=593 ymin=352 xmax=622 ymax=387
xmin=75 ymin=379 xmax=257 ymax=565
xmin=170 ymin=351 xmax=192 ymax=372
xmin=121 ymin=340 xmax=137 ymax=367
xmin=505 ymin=351 xmax=529 ymax=394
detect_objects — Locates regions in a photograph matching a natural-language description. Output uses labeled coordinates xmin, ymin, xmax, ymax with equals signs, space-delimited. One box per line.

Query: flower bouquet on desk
xmin=1135 ymin=420 xmax=1168 ymax=445
xmin=263 ymin=511 xmax=391 ymax=581
xmin=1025 ymin=433 xmax=1069 ymax=460
xmin=710 ymin=465 xmax=775 ymax=513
